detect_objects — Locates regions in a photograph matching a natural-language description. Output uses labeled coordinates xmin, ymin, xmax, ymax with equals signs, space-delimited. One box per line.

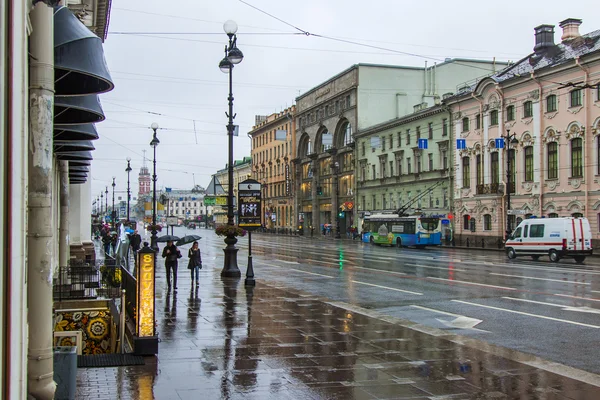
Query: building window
xmin=572 ymin=212 xmax=583 ymax=218
xmin=442 ymin=119 xmax=448 ymax=136
xmin=570 ymin=89 xmax=582 ymax=107
xmin=371 ymin=165 xmax=376 ymax=180
xmin=483 ymin=214 xmax=492 ymax=231
xmin=372 ymin=195 xmax=376 ymax=209
xmin=476 ymin=154 xmax=483 ymax=185
xmin=463 ymin=215 xmax=470 ymax=230
xmin=428 ymin=153 xmax=434 ymax=171
xmin=571 ymin=138 xmax=583 ymax=178
xmin=462 ymin=117 xmax=469 ymax=132
xmin=462 ymin=157 xmax=470 ymax=188
xmin=470 ymin=218 xmax=476 ymax=232
xmin=381 ymin=136 xmax=386 ymax=151
xmin=548 ymin=212 xmax=558 ymax=218
xmin=524 ymin=146 xmax=534 ymax=182
xmin=346 ymin=95 xmax=351 ymax=108
xmin=475 ymin=114 xmax=481 ymax=129
xmin=547 ymin=142 xmax=558 ymax=179
xmin=546 ymin=95 xmax=557 ymax=112
xmin=598 ymin=137 xmax=600 ymax=175
xmin=397 ymin=158 xmax=403 ymax=176
xmin=597 ymin=83 xmax=600 ymax=101
xmin=491 ymin=152 xmax=499 ymax=184
xmin=389 ymin=134 xmax=393 ymax=149
xmin=397 ymin=132 xmax=402 ymax=147
xmin=506 ymin=105 xmax=515 ymax=121
xmin=524 ymin=101 xmax=533 ymax=118
xmin=416 ymin=155 xmax=421 ymax=173
xmin=389 ymin=160 xmax=394 ymax=176
xmin=361 ymin=142 xmax=365 ymax=156
xmin=416 ymin=126 xmax=421 ymax=141
xmin=442 ymin=150 xmax=448 ymax=170
xmin=490 ymin=110 xmax=498 ymax=126
xmin=406 ymin=129 xmax=411 ymax=145
xmin=407 ymin=158 xmax=412 ymax=174
xmin=343 ymin=123 xmax=352 ymax=145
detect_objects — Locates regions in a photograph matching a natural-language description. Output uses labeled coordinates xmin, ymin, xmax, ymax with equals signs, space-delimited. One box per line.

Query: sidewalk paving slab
xmin=75 ymin=255 xmax=600 ymax=400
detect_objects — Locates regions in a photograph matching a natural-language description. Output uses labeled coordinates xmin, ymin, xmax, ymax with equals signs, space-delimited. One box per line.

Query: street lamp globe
xmin=223 ymin=20 xmax=238 ymax=35
xmin=126 ymin=156 xmax=131 ymax=163
xmin=151 ymin=122 xmax=159 ymax=131
xmin=219 ymin=55 xmax=233 ymax=73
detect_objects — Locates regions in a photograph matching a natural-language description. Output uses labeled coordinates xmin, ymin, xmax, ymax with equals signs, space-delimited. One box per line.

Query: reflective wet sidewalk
xmin=76 ymin=264 xmax=600 ymax=400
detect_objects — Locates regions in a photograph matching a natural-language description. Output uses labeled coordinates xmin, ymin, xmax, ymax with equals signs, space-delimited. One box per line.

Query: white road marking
xmin=503 ymin=297 xmax=566 ymax=308
xmin=591 ymin=290 xmax=600 ymax=294
xmin=280 ymin=260 xmax=300 ymax=264
xmin=461 ymin=260 xmax=600 ymax=276
xmin=406 ymin=263 xmax=467 ymax=272
xmin=261 ymin=263 xmax=334 ymax=279
xmin=554 ymin=294 xmax=600 ymax=303
xmin=490 ymin=273 xmax=590 ymax=285
xmin=410 ymin=305 xmax=465 ymax=318
xmin=428 ymin=277 xmax=516 ymax=291
xmin=350 ymin=280 xmax=423 ymax=295
xmin=452 ymin=300 xmax=600 ymax=329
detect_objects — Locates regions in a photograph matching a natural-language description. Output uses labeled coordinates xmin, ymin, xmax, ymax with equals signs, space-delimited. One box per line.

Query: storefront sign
xmin=136 ymin=248 xmax=155 ymax=337
xmin=285 ymin=164 xmax=291 ymax=196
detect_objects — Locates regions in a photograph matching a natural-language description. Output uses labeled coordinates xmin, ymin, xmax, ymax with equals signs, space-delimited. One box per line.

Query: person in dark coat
xmin=187 ymin=241 xmax=202 ymax=286
xmin=102 ymin=234 xmax=111 ymax=255
xmin=129 ymin=230 xmax=142 ymax=253
xmin=162 ymin=241 xmax=181 ymax=290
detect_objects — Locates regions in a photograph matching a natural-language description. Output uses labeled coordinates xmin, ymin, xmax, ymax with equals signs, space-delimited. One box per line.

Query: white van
xmin=505 ymin=217 xmax=592 ymax=263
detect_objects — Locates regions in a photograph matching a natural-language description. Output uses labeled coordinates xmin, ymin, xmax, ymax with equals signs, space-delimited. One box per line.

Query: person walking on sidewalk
xmin=187 ymin=241 xmax=202 ymax=286
xmin=162 ymin=241 xmax=181 ymax=290
xmin=130 ymin=230 xmax=142 ymax=253
xmin=102 ymin=233 xmax=112 ymax=255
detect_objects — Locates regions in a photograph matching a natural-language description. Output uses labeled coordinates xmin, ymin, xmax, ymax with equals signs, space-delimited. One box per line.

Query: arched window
xmin=548 ymin=213 xmax=558 ymax=218
xmin=572 ymin=212 xmax=583 ymax=218
xmin=483 ymin=214 xmax=492 ymax=231
xmin=470 ymin=218 xmax=477 ymax=232
xmin=571 ymin=138 xmax=583 ymax=178
xmin=547 ymin=142 xmax=558 ymax=179
xmin=343 ymin=123 xmax=352 ymax=146
xmin=307 ymin=139 xmax=313 ymax=155
xmin=463 ymin=215 xmax=470 ymax=230
xmin=462 ymin=157 xmax=470 ymax=188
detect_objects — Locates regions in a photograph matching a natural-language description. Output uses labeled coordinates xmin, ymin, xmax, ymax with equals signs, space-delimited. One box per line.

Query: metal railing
xmin=53 ymin=258 xmax=121 ymax=301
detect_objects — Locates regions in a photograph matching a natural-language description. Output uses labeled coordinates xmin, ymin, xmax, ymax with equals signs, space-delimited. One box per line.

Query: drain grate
xmin=77 ymin=354 xmax=145 ymax=368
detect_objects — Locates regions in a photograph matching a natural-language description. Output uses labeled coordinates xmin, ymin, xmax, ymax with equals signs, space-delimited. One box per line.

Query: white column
xmin=69 ymin=184 xmax=83 ymax=245
xmin=81 ymin=174 xmax=93 ymax=243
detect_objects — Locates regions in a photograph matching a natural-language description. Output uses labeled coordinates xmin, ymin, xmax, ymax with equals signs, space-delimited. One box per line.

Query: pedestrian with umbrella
xmin=187 ymin=241 xmax=202 ymax=286
xmin=161 ymin=240 xmax=182 ymax=290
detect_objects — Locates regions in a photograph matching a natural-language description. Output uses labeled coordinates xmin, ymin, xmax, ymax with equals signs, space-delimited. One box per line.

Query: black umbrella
xmin=156 ymin=235 xmax=180 ymax=243
xmin=175 ymin=235 xmax=202 ymax=246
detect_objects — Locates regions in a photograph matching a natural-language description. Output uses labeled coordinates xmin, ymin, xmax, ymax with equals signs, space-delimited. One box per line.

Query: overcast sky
xmin=91 ymin=0 xmax=600 ymax=202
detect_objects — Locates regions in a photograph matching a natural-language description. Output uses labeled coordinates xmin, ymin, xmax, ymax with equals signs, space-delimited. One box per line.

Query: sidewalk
xmin=76 ymin=259 xmax=600 ymax=399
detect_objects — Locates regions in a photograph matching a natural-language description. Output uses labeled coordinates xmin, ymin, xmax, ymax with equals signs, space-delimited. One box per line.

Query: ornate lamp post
xmin=105 ymin=186 xmax=108 ymax=223
xmin=150 ymin=122 xmax=160 ymax=251
xmin=111 ymin=177 xmax=116 ymax=229
xmin=126 ymin=157 xmax=132 ymax=222
xmin=100 ymin=192 xmax=103 ymax=215
xmin=218 ymin=20 xmax=244 ymax=277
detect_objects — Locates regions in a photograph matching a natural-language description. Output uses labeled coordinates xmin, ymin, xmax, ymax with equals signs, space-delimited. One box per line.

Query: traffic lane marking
xmin=427 ymin=277 xmax=517 ymax=291
xmin=490 ymin=273 xmax=590 ymax=285
xmin=350 ymin=280 xmax=423 ymax=295
xmin=554 ymin=294 xmax=600 ymax=302
xmin=261 ymin=262 xmax=334 ymax=279
xmin=503 ymin=297 xmax=600 ymax=315
xmin=452 ymin=300 xmax=600 ymax=329
xmin=409 ymin=305 xmax=488 ymax=332
xmin=405 ymin=263 xmax=467 ymax=272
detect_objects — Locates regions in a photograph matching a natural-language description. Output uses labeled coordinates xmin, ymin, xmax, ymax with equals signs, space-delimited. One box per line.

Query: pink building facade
xmin=447 ymin=19 xmax=600 ymax=246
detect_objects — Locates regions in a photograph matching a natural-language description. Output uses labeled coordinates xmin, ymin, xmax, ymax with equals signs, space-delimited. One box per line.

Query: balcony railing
xmin=476 ymin=183 xmax=503 ymax=195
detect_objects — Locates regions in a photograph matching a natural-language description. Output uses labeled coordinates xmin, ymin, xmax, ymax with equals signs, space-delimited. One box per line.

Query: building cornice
xmin=355 ymin=105 xmax=446 ymax=138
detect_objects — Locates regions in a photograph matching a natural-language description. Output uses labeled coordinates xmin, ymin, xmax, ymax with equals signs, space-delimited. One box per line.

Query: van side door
xmin=510 ymin=226 xmax=523 ymax=253
xmin=527 ymin=223 xmax=546 ymax=255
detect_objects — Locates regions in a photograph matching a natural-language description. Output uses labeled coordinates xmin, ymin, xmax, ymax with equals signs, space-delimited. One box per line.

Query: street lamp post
xmin=111 ymin=177 xmax=116 ymax=229
xmin=126 ymin=157 xmax=132 ymax=222
xmin=105 ymin=186 xmax=108 ymax=223
xmin=150 ymin=122 xmax=160 ymax=251
xmin=219 ymin=20 xmax=244 ymax=278
xmin=100 ymin=193 xmax=103 ymax=215
xmin=502 ymin=129 xmax=518 ymax=238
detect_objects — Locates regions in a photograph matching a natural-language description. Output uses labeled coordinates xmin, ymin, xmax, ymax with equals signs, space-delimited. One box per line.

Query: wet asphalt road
xmin=166 ymin=227 xmax=600 ymax=376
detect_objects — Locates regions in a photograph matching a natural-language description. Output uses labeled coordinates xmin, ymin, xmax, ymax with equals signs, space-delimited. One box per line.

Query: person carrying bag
xmin=188 ymin=241 xmax=202 ymax=286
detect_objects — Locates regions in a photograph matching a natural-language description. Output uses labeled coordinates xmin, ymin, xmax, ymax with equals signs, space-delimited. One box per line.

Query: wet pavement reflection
xmin=76 ymin=257 xmax=600 ymax=399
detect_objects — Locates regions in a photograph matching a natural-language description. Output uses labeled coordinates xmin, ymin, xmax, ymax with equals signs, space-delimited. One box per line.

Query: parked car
xmin=505 ymin=217 xmax=592 ymax=263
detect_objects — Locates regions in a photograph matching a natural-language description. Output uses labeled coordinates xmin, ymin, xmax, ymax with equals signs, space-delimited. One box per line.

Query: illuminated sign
xmin=137 ymin=249 xmax=155 ymax=337
xmin=238 ymin=179 xmax=262 ymax=230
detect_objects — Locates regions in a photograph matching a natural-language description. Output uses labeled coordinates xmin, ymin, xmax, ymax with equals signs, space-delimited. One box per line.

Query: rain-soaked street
xmin=77 ymin=228 xmax=600 ymax=399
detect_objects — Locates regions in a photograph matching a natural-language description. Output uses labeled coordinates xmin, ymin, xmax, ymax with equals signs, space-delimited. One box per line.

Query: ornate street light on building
xmin=111 ymin=176 xmax=116 ymax=229
xmin=218 ymin=20 xmax=244 ymax=277
xmin=150 ymin=122 xmax=160 ymax=251
xmin=126 ymin=157 xmax=132 ymax=222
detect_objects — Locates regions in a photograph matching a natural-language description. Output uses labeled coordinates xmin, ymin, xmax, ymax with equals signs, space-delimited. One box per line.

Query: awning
xmin=54 ymin=123 xmax=99 ymax=141
xmin=69 ymin=160 xmax=91 ymax=167
xmin=69 ymin=172 xmax=88 ymax=179
xmin=54 ymin=6 xmax=114 ymax=96
xmin=54 ymin=95 xmax=104 ymax=125
xmin=56 ymin=151 xmax=93 ymax=161
xmin=70 ymin=180 xmax=87 ymax=185
xmin=69 ymin=166 xmax=89 ymax=173
xmin=55 ymin=140 xmax=95 ymax=152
